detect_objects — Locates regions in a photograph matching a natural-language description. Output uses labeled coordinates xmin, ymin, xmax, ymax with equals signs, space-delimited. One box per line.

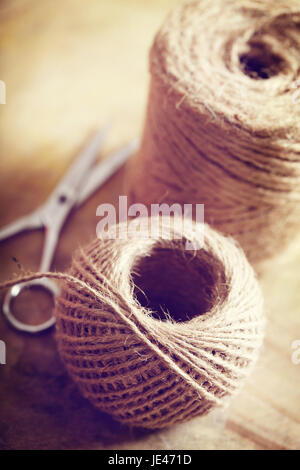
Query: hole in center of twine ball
xmin=132 ymin=245 xmax=228 ymax=323
xmin=239 ymin=40 xmax=286 ymax=79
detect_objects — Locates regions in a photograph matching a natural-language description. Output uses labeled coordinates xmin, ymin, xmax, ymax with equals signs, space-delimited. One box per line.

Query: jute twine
xmin=1 ymin=217 xmax=264 ymax=429
xmin=126 ymin=0 xmax=300 ymax=265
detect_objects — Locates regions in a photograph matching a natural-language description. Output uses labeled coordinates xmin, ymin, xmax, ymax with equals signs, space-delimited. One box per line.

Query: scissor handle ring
xmin=2 ymin=278 xmax=59 ymax=333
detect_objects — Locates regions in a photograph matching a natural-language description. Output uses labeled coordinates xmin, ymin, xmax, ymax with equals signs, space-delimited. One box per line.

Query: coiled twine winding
xmin=126 ymin=0 xmax=300 ymax=265
xmin=53 ymin=216 xmax=264 ymax=429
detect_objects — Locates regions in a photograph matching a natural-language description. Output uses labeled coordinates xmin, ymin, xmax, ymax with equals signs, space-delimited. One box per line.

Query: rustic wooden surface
xmin=0 ymin=0 xmax=299 ymax=450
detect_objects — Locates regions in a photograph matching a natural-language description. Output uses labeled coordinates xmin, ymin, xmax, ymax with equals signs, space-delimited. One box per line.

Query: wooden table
xmin=0 ymin=0 xmax=299 ymax=450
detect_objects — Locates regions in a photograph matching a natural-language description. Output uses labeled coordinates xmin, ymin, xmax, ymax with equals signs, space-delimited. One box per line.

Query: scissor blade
xmin=0 ymin=211 xmax=42 ymax=242
xmin=53 ymin=124 xmax=111 ymax=198
xmin=76 ymin=138 xmax=139 ymax=206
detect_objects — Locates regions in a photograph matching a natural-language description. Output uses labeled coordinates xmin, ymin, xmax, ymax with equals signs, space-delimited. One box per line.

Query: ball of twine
xmin=126 ymin=0 xmax=300 ymax=265
xmin=52 ymin=216 xmax=264 ymax=429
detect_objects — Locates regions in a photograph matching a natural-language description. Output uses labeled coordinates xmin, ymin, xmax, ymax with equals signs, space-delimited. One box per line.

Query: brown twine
xmin=1 ymin=217 xmax=265 ymax=429
xmin=126 ymin=0 xmax=300 ymax=265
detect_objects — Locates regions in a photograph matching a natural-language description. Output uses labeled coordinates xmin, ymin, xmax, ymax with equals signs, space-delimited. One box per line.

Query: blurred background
xmin=0 ymin=0 xmax=178 ymax=327
xmin=0 ymin=0 xmax=299 ymax=450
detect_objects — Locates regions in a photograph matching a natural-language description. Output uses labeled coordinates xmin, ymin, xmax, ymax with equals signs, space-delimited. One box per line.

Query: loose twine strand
xmin=126 ymin=0 xmax=300 ymax=266
xmin=0 ymin=216 xmax=265 ymax=428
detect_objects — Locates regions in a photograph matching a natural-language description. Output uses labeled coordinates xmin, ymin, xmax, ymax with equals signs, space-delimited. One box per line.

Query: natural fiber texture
xmin=48 ymin=216 xmax=264 ymax=429
xmin=126 ymin=0 xmax=300 ymax=265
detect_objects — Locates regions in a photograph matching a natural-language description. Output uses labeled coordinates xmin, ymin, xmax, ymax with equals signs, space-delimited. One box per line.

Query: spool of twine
xmin=0 ymin=217 xmax=264 ymax=428
xmin=126 ymin=0 xmax=300 ymax=265
xmin=48 ymin=216 xmax=264 ymax=429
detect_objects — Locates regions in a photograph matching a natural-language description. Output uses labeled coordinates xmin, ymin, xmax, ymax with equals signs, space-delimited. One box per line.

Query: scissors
xmin=0 ymin=126 xmax=138 ymax=334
